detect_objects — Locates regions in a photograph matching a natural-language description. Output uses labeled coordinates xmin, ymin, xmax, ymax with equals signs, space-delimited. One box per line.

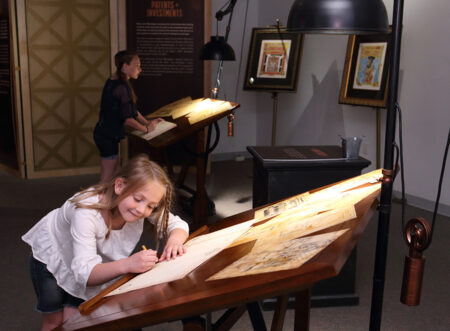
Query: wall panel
xmin=19 ymin=0 xmax=111 ymax=177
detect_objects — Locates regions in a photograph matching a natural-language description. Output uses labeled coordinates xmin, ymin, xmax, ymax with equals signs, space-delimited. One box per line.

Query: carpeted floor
xmin=1 ymin=158 xmax=448 ymax=330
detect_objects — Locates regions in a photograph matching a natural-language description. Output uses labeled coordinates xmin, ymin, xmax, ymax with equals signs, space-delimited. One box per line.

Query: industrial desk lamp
xmin=193 ymin=0 xmax=238 ymax=220
xmin=201 ymin=0 xmax=238 ymax=148
xmin=201 ymin=0 xmax=237 ymax=99
xmin=287 ymin=0 xmax=403 ymax=330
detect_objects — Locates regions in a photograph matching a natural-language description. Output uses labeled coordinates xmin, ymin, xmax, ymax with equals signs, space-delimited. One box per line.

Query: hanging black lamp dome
xmin=200 ymin=36 xmax=236 ymax=61
xmin=287 ymin=0 xmax=389 ymax=34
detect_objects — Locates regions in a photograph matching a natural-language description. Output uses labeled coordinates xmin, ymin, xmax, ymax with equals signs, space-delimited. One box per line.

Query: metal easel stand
xmin=271 ymin=92 xmax=278 ymax=146
xmin=370 ymin=0 xmax=404 ymax=329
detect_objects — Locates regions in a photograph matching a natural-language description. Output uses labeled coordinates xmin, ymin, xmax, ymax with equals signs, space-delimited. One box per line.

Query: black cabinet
xmin=247 ymin=145 xmax=371 ymax=308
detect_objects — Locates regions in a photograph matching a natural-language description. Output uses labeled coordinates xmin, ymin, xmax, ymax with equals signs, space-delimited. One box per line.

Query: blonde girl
xmin=22 ymin=155 xmax=189 ymax=331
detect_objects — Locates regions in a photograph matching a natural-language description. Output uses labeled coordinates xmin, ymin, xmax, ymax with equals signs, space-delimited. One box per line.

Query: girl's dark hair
xmin=114 ymin=49 xmax=138 ymax=102
xmin=71 ymin=154 xmax=173 ymax=246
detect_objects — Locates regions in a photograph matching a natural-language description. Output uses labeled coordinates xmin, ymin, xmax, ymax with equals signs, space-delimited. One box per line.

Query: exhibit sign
xmin=126 ymin=0 xmax=206 ymax=114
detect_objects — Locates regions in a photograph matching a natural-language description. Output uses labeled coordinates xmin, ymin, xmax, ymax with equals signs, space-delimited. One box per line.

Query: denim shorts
xmin=93 ymin=132 xmax=120 ymax=159
xmin=29 ymin=256 xmax=84 ymax=313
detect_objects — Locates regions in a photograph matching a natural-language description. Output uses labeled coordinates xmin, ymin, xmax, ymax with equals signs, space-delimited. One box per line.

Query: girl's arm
xmin=135 ymin=111 xmax=149 ymax=126
xmin=159 ymin=227 xmax=188 ymax=262
xmin=89 ymin=227 xmax=188 ymax=285
xmin=70 ymin=207 xmax=157 ymax=287
xmin=124 ymin=115 xmax=162 ymax=133
xmin=124 ymin=116 xmax=148 ymax=133
xmin=87 ymin=249 xmax=159 ymax=286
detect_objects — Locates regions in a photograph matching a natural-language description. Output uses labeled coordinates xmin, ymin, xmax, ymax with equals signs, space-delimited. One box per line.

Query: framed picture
xmin=339 ymin=29 xmax=391 ymax=107
xmin=243 ymin=27 xmax=304 ymax=92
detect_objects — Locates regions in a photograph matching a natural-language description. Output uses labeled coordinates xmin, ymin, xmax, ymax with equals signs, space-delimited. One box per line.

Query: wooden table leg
xmin=294 ymin=288 xmax=311 ymax=331
xmin=193 ymin=128 xmax=208 ymax=225
xmin=271 ymin=294 xmax=289 ymax=331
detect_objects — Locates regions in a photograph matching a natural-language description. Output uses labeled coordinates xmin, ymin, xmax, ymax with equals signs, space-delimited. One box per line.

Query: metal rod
xmin=212 ymin=61 xmax=223 ymax=99
xmin=271 ymin=92 xmax=278 ymax=146
xmin=376 ymin=107 xmax=381 ymax=169
xmin=369 ymin=0 xmax=404 ymax=330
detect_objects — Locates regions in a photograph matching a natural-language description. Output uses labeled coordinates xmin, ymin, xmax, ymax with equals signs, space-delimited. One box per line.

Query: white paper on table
xmin=131 ymin=120 xmax=177 ymax=141
xmin=106 ymin=220 xmax=254 ymax=296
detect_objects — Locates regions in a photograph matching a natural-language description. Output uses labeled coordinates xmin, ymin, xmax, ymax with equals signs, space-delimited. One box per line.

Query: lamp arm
xmin=215 ymin=0 xmax=237 ymax=21
xmin=215 ymin=0 xmax=237 ymax=42
xmin=211 ymin=0 xmax=237 ymax=99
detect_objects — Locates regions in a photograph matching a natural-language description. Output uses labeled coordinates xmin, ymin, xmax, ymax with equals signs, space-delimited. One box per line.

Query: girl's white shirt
xmin=22 ymin=193 xmax=189 ymax=300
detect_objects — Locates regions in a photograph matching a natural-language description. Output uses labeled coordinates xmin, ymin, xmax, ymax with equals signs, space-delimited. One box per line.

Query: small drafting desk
xmin=127 ymin=100 xmax=239 ymax=226
xmin=58 ymin=183 xmax=380 ymax=331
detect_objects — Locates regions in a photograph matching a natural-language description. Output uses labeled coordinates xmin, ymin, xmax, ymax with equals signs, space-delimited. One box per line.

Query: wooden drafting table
xmin=58 ymin=179 xmax=381 ymax=331
xmin=127 ymin=99 xmax=240 ymax=226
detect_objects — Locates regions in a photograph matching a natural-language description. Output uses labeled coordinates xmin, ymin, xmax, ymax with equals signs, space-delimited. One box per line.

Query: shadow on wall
xmin=288 ymin=61 xmax=345 ymax=145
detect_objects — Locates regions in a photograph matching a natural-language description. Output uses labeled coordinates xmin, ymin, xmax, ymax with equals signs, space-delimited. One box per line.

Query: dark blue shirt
xmin=94 ymin=79 xmax=138 ymax=140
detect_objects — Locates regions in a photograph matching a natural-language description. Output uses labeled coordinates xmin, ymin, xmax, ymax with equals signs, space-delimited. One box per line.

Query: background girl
xmin=94 ymin=50 xmax=162 ymax=180
xmin=22 ymin=154 xmax=189 ymax=331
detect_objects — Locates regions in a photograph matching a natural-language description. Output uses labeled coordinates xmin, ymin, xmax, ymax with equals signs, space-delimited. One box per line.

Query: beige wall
xmin=16 ymin=0 xmax=112 ymax=178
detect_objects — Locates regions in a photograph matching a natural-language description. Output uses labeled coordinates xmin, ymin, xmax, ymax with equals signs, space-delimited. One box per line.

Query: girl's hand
xmin=159 ymin=238 xmax=187 ymax=262
xmin=127 ymin=249 xmax=158 ymax=273
xmin=146 ymin=118 xmax=163 ymax=132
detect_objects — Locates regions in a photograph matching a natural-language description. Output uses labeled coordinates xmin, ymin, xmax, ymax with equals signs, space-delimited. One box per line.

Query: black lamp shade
xmin=201 ymin=36 xmax=236 ymax=61
xmin=287 ymin=0 xmax=389 ymax=34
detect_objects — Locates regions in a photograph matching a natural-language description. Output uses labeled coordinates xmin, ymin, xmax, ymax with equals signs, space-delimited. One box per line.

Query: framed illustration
xmin=243 ymin=27 xmax=304 ymax=92
xmin=339 ymin=28 xmax=391 ymax=108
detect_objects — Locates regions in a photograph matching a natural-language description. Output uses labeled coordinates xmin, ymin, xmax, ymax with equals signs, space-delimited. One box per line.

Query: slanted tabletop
xmin=129 ymin=98 xmax=240 ymax=149
xmin=59 ymin=176 xmax=380 ymax=331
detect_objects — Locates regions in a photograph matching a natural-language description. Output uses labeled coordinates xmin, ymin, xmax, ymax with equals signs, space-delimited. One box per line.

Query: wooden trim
xmin=79 ymin=273 xmax=137 ymax=315
xmin=25 ymin=166 xmax=100 ymax=180
xmin=117 ymin=0 xmax=127 ymax=50
xmin=109 ymin=0 xmax=126 ymax=61
xmin=15 ymin=0 xmax=34 ymax=179
xmin=109 ymin=0 xmax=119 ymax=64
xmin=7 ymin=0 xmax=25 ymax=178
xmin=0 ymin=162 xmax=21 ymax=177
xmin=116 ymin=0 xmax=128 ymax=164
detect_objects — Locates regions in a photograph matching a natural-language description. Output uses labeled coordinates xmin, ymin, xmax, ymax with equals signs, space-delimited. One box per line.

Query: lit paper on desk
xmin=233 ymin=174 xmax=381 ymax=251
xmin=147 ymin=96 xmax=193 ymax=119
xmin=171 ymin=98 xmax=206 ymax=119
xmin=253 ymin=169 xmax=382 ymax=221
xmin=106 ymin=220 xmax=254 ymax=296
xmin=208 ymin=229 xmax=349 ymax=280
xmin=147 ymin=98 xmax=207 ymax=120
xmin=144 ymin=97 xmax=235 ymax=122
xmin=254 ymin=192 xmax=311 ymax=220
xmin=131 ymin=120 xmax=177 ymax=141
xmin=186 ymin=99 xmax=234 ymax=124
xmin=231 ymin=205 xmax=356 ymax=249
xmin=209 ymin=172 xmax=382 ymax=280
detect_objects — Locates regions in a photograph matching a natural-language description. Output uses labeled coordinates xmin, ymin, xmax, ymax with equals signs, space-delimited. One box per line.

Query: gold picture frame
xmin=243 ymin=27 xmax=303 ymax=92
xmin=339 ymin=29 xmax=391 ymax=108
